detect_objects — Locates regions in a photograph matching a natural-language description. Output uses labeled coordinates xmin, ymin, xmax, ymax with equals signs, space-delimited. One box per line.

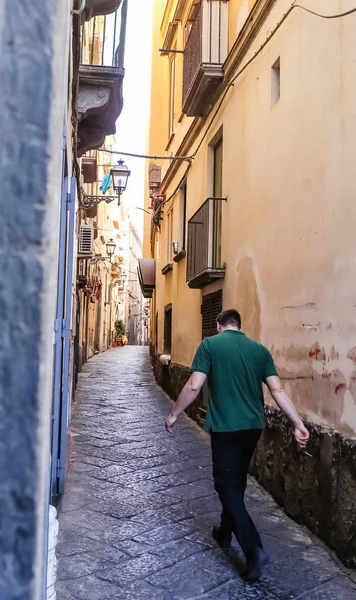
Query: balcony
xmin=77 ymin=4 xmax=127 ymax=156
xmin=186 ymin=197 xmax=226 ymax=289
xmin=182 ymin=0 xmax=229 ymax=117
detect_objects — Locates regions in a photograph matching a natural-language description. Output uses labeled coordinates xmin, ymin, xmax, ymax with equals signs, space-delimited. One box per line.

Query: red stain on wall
xmin=309 ymin=344 xmax=326 ymax=361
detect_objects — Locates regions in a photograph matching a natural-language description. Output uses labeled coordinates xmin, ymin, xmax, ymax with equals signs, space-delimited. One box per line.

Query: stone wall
xmin=251 ymin=406 xmax=356 ymax=569
xmin=151 ymin=353 xmax=356 ymax=569
xmin=0 ymin=0 xmax=71 ymax=597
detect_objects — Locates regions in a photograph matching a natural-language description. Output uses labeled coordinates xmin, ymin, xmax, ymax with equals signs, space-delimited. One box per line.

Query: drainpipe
xmin=115 ymin=0 xmax=128 ymax=68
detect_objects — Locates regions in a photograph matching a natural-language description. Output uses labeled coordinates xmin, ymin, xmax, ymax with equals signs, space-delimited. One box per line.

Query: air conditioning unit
xmin=78 ymin=224 xmax=94 ymax=257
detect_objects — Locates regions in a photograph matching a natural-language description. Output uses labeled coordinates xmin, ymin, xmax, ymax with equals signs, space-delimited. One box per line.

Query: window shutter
xmin=201 ymin=290 xmax=222 ymax=338
xmin=78 ymin=225 xmax=94 ymax=256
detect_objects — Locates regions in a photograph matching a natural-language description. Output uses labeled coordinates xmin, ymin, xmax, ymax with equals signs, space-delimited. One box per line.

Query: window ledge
xmin=162 ymin=263 xmax=173 ymax=275
xmin=173 ymin=249 xmax=186 ymax=263
xmin=187 ymin=268 xmax=225 ymax=289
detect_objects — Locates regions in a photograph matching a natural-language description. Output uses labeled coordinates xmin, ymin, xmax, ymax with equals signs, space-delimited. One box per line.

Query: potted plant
xmin=114 ymin=319 xmax=127 ymax=347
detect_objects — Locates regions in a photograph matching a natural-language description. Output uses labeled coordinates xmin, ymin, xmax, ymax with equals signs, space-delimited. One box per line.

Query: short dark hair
xmin=217 ymin=309 xmax=241 ymax=329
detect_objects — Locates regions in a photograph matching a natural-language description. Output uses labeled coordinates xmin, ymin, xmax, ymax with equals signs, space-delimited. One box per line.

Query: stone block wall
xmin=251 ymin=406 xmax=356 ymax=569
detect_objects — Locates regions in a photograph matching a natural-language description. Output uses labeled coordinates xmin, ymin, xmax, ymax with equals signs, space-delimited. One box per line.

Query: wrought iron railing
xmin=182 ymin=4 xmax=202 ymax=108
xmin=80 ymin=5 xmax=126 ymax=68
xmin=186 ymin=197 xmax=226 ymax=283
xmin=183 ymin=0 xmax=228 ymax=110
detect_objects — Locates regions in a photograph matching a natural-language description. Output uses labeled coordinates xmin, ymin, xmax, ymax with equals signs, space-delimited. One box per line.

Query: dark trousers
xmin=211 ymin=429 xmax=262 ymax=560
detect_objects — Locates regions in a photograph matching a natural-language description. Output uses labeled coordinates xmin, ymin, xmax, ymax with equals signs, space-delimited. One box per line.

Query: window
xmin=201 ymin=290 xmax=223 ymax=339
xmin=271 ymin=57 xmax=281 ymax=107
xmin=200 ymin=290 xmax=222 ymax=412
xmin=213 ymin=137 xmax=223 ymax=268
xmin=168 ymin=55 xmax=176 ymax=139
xmin=166 ymin=208 xmax=174 ymax=265
xmin=164 ymin=304 xmax=172 ymax=354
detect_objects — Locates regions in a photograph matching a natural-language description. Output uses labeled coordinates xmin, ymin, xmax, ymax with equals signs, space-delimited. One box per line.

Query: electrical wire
xmin=96 ymin=148 xmax=194 ymax=162
xmin=161 ymin=162 xmax=192 ymax=206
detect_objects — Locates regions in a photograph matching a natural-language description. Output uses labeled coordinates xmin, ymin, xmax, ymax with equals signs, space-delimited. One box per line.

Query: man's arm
xmin=165 ymin=372 xmax=206 ymax=433
xmin=265 ymin=376 xmax=310 ymax=448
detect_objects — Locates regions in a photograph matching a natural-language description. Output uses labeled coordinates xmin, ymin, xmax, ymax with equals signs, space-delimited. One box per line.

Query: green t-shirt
xmin=191 ymin=330 xmax=278 ymax=432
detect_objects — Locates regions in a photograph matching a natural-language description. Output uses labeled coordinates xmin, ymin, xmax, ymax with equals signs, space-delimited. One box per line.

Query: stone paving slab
xmin=56 ymin=347 xmax=356 ymax=600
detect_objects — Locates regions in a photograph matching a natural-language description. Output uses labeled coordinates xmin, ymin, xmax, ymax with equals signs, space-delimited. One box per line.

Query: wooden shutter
xmin=201 ymin=290 xmax=222 ymax=338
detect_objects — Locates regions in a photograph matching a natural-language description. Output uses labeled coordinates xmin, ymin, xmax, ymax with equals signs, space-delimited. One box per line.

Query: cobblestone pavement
xmin=56 ymin=347 xmax=356 ymax=600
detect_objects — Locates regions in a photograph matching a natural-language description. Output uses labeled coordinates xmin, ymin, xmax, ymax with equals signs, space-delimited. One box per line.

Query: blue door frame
xmin=58 ymin=177 xmax=76 ymax=494
xmin=51 ymin=171 xmax=77 ymax=497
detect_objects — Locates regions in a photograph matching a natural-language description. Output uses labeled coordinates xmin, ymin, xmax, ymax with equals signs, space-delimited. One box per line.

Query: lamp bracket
xmin=80 ymin=188 xmax=121 ymax=209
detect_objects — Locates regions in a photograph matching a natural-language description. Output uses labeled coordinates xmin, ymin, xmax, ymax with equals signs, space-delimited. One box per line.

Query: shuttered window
xmin=199 ymin=290 xmax=223 ymax=414
xmin=201 ymin=290 xmax=222 ymax=339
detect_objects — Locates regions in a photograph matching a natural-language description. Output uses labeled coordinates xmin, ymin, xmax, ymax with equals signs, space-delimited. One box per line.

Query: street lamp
xmin=110 ymin=159 xmax=131 ymax=205
xmin=105 ymin=238 xmax=116 ymax=261
xmin=120 ymin=272 xmax=128 ymax=284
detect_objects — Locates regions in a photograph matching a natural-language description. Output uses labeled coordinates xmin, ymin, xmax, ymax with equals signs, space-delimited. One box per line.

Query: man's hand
xmin=294 ymin=424 xmax=310 ymax=448
xmin=165 ymin=413 xmax=177 ymax=434
xmin=164 ymin=372 xmax=207 ymax=434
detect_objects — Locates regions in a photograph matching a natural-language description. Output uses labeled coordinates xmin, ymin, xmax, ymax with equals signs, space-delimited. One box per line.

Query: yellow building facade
xmin=145 ymin=0 xmax=356 ymax=567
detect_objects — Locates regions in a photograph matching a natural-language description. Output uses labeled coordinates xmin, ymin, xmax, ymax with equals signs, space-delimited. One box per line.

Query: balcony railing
xmin=186 ymin=197 xmax=226 ymax=289
xmin=182 ymin=0 xmax=229 ymax=117
xmin=80 ymin=9 xmax=124 ymax=68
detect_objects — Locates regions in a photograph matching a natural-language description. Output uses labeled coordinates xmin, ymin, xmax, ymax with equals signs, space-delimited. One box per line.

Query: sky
xmin=114 ymin=0 xmax=153 ymax=241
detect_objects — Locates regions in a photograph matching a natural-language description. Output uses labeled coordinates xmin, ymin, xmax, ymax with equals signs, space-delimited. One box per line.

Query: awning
xmin=137 ymin=258 xmax=155 ymax=298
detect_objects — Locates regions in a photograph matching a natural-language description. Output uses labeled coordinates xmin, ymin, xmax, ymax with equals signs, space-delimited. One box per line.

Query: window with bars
xmin=201 ymin=290 xmax=222 ymax=339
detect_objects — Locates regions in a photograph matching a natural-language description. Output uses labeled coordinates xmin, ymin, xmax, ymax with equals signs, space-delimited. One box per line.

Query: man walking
xmin=165 ymin=309 xmax=309 ymax=582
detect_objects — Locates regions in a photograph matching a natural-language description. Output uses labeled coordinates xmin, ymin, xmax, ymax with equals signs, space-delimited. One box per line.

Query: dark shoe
xmin=245 ymin=547 xmax=269 ymax=583
xmin=212 ymin=526 xmax=232 ymax=551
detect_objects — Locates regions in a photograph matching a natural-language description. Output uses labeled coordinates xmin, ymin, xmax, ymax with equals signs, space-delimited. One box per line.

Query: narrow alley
xmin=56 ymin=347 xmax=355 ymax=600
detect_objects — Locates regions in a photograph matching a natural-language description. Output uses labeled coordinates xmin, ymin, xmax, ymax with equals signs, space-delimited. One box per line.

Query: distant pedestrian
xmin=165 ymin=309 xmax=309 ymax=582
